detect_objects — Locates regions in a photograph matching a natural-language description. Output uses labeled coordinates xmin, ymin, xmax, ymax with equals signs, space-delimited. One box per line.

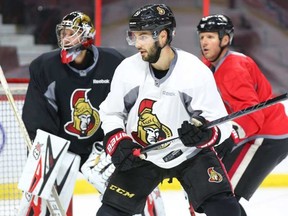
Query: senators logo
xmin=64 ymin=89 xmax=100 ymax=139
xmin=157 ymin=6 xmax=165 ymax=15
xmin=132 ymin=99 xmax=172 ymax=148
xmin=207 ymin=167 xmax=223 ymax=183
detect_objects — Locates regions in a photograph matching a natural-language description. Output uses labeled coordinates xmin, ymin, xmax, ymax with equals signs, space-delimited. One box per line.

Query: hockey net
xmin=0 ymin=83 xmax=28 ymax=216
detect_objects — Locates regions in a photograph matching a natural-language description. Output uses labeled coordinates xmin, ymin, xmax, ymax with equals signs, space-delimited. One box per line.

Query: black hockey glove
xmin=178 ymin=116 xmax=220 ymax=149
xmin=103 ymin=128 xmax=142 ymax=171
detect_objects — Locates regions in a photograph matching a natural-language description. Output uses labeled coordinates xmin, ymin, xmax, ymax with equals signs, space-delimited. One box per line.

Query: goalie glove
xmin=80 ymin=142 xmax=115 ymax=194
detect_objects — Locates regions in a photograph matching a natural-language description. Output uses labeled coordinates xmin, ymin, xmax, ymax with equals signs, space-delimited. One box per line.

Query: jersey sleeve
xmin=22 ymin=59 xmax=60 ymax=140
xmin=99 ymin=60 xmax=130 ymax=134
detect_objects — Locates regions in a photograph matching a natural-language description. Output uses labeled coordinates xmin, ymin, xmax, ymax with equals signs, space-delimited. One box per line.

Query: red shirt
xmin=204 ymin=51 xmax=288 ymax=138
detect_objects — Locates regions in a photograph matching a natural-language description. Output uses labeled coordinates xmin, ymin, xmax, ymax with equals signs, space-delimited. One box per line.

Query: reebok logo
xmin=162 ymin=90 xmax=175 ymax=96
xmin=93 ymin=79 xmax=110 ymax=84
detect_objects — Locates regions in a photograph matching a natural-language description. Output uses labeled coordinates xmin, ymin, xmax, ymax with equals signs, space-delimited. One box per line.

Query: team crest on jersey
xmin=207 ymin=167 xmax=223 ymax=183
xmin=64 ymin=89 xmax=100 ymax=139
xmin=131 ymin=99 xmax=172 ymax=148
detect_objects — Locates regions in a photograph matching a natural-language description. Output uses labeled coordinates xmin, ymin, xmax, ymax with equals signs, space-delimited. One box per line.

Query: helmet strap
xmin=211 ymin=46 xmax=225 ymax=63
xmin=210 ymin=32 xmax=231 ymax=63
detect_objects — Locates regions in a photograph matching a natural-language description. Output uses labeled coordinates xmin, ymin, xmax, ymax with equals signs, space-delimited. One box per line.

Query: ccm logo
xmin=107 ymin=132 xmax=130 ymax=155
xmin=109 ymin=184 xmax=135 ymax=198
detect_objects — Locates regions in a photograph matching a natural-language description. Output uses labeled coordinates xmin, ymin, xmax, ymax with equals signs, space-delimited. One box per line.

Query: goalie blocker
xmin=18 ymin=129 xmax=80 ymax=216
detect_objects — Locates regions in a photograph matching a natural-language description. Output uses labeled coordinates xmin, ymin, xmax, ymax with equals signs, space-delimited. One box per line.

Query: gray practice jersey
xmin=100 ymin=48 xmax=232 ymax=168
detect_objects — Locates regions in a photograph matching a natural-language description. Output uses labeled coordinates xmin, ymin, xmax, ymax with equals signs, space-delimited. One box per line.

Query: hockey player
xmin=97 ymin=4 xmax=241 ymax=216
xmin=22 ymin=11 xmax=164 ymax=216
xmin=197 ymin=14 xmax=288 ymax=215
xmin=22 ymin=11 xmax=124 ymax=167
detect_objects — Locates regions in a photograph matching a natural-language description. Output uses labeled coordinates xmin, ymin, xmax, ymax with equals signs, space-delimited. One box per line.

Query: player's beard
xmin=143 ymin=41 xmax=162 ymax=63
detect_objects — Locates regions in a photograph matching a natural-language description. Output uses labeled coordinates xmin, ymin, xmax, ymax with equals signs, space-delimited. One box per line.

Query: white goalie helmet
xmin=56 ymin=11 xmax=95 ymax=50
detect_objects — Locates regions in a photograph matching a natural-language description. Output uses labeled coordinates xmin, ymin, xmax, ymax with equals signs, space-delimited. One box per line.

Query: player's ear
xmin=221 ymin=35 xmax=230 ymax=47
xmin=159 ymin=29 xmax=168 ymax=45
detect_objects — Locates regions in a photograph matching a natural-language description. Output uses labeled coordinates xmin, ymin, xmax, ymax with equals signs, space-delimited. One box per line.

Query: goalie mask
xmin=56 ymin=11 xmax=95 ymax=63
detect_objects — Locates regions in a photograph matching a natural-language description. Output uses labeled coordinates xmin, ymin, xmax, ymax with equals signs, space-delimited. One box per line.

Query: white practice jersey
xmin=99 ymin=48 xmax=232 ymax=168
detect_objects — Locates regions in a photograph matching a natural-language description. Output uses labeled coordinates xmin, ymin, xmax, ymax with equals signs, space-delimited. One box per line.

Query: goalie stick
xmin=0 ymin=66 xmax=66 ymax=216
xmin=133 ymin=92 xmax=288 ymax=157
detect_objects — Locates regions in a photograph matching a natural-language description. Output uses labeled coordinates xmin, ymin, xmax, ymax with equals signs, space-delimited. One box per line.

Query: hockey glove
xmin=103 ymin=128 xmax=142 ymax=171
xmin=178 ymin=116 xmax=220 ymax=149
xmin=80 ymin=142 xmax=115 ymax=194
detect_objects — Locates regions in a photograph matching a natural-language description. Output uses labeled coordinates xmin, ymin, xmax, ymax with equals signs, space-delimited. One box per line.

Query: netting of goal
xmin=0 ymin=83 xmax=28 ymax=216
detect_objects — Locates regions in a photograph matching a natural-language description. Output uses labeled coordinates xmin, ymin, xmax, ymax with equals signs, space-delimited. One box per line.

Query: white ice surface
xmin=73 ymin=188 xmax=288 ymax=216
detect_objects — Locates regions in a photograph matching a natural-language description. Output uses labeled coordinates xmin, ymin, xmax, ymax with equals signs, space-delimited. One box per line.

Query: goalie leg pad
xmin=143 ymin=186 xmax=166 ymax=216
xmin=56 ymin=152 xmax=81 ymax=212
xmin=18 ymin=129 xmax=70 ymax=199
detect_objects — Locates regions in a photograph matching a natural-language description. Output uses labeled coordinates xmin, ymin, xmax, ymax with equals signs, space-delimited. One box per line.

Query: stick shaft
xmin=204 ymin=93 xmax=288 ymax=129
xmin=139 ymin=93 xmax=288 ymax=154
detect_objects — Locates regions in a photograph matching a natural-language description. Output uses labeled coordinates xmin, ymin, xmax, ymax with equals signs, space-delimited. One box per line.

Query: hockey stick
xmin=133 ymin=92 xmax=288 ymax=156
xmin=0 ymin=66 xmax=66 ymax=216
